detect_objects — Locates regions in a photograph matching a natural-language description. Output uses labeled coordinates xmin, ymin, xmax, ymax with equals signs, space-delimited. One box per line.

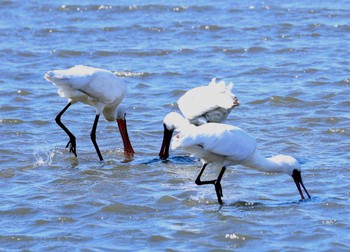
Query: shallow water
xmin=1 ymin=0 xmax=350 ymax=251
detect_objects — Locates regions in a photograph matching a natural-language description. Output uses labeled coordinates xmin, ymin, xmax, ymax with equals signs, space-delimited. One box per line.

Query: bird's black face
xmin=292 ymin=169 xmax=311 ymax=200
xmin=233 ymin=96 xmax=240 ymax=107
xmin=158 ymin=124 xmax=174 ymax=160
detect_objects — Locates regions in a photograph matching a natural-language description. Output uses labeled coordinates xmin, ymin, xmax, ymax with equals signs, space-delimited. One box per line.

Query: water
xmin=1 ymin=0 xmax=350 ymax=250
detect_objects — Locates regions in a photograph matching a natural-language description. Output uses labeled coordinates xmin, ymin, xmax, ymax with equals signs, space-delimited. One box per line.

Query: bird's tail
xmin=44 ymin=70 xmax=72 ymax=87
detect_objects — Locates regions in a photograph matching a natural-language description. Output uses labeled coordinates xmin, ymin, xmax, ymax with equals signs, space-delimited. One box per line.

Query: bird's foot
xmin=65 ymin=137 xmax=77 ymax=157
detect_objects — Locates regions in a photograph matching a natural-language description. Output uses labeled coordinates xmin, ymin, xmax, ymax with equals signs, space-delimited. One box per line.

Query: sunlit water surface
xmin=1 ymin=1 xmax=350 ymax=251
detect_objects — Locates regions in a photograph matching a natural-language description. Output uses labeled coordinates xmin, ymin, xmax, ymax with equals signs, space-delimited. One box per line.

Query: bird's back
xmin=177 ymin=79 xmax=237 ymax=124
xmin=172 ymin=123 xmax=257 ymax=164
xmin=45 ymin=65 xmax=127 ymax=106
xmin=45 ymin=65 xmax=99 ymax=89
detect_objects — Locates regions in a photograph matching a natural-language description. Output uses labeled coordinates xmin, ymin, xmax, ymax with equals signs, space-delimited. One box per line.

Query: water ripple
xmin=1 ymin=1 xmax=350 ymax=251
xmin=0 ymin=119 xmax=24 ymax=125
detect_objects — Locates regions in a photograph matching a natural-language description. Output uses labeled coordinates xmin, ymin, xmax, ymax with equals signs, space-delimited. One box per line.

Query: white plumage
xmin=159 ymin=78 xmax=239 ymax=160
xmin=165 ymin=112 xmax=310 ymax=204
xmin=45 ymin=65 xmax=134 ymax=161
xmin=177 ymin=78 xmax=239 ymax=125
xmin=45 ymin=65 xmax=126 ymax=118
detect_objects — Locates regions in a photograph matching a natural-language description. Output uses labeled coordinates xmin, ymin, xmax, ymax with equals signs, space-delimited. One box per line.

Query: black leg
xmin=195 ymin=163 xmax=216 ymax=185
xmin=215 ymin=167 xmax=226 ymax=204
xmin=195 ymin=164 xmax=227 ymax=205
xmin=90 ymin=114 xmax=103 ymax=161
xmin=55 ymin=102 xmax=77 ymax=157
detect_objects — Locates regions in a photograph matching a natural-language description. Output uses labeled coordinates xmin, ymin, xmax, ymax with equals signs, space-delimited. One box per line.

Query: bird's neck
xmin=102 ymin=105 xmax=125 ymax=122
xmin=100 ymin=106 xmax=114 ymax=122
xmin=242 ymin=150 xmax=286 ymax=174
xmin=176 ymin=118 xmax=194 ymax=132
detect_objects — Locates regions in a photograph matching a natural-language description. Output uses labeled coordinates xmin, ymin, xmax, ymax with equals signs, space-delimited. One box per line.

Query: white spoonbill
xmin=165 ymin=112 xmax=311 ymax=204
xmin=45 ymin=65 xmax=135 ymax=161
xmin=159 ymin=78 xmax=239 ymax=160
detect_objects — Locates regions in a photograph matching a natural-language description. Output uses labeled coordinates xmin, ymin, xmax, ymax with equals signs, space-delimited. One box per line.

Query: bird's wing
xmin=45 ymin=65 xmax=95 ymax=89
xmin=177 ymin=83 xmax=236 ymax=121
xmin=179 ymin=124 xmax=257 ymax=161
xmin=46 ymin=65 xmax=127 ymax=104
xmin=78 ymin=70 xmax=127 ymax=104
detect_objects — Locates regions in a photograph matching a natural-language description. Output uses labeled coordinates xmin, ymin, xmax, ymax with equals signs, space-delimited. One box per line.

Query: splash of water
xmin=32 ymin=145 xmax=57 ymax=167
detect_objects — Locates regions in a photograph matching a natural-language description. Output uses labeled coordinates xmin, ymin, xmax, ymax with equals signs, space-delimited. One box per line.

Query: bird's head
xmin=163 ymin=112 xmax=184 ymax=131
xmin=269 ymin=155 xmax=311 ymax=200
xmin=159 ymin=112 xmax=191 ymax=160
xmin=208 ymin=78 xmax=240 ymax=109
xmin=225 ymin=83 xmax=240 ymax=108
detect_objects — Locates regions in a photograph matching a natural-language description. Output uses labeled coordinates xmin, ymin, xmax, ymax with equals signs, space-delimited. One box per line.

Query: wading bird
xmin=159 ymin=78 xmax=239 ymax=160
xmin=164 ymin=112 xmax=311 ymax=204
xmin=45 ymin=65 xmax=135 ymax=161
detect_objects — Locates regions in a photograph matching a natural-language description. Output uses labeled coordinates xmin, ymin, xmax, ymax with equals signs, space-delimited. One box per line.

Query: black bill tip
xmin=158 ymin=124 xmax=174 ymax=160
xmin=292 ymin=169 xmax=311 ymax=200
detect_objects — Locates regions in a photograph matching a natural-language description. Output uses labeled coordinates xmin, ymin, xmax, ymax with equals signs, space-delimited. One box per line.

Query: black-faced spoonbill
xmin=45 ymin=65 xmax=135 ymax=161
xmin=159 ymin=79 xmax=239 ymax=160
xmin=165 ymin=112 xmax=311 ymax=205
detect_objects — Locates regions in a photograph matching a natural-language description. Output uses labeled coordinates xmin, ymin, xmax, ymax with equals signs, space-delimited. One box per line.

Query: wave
xmin=248 ymin=95 xmax=315 ymax=108
xmin=69 ymin=50 xmax=176 ymax=57
xmin=0 ymin=119 xmax=24 ymax=125
xmin=51 ymin=48 xmax=183 ymax=58
xmin=114 ymin=71 xmax=151 ymax=78
xmin=90 ymin=49 xmax=176 ymax=57
xmin=39 ymin=4 xmax=213 ymax=14
xmin=221 ymin=46 xmax=268 ymax=55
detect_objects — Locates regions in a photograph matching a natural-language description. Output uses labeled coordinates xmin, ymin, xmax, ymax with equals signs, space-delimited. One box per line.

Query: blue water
xmin=1 ymin=1 xmax=350 ymax=251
